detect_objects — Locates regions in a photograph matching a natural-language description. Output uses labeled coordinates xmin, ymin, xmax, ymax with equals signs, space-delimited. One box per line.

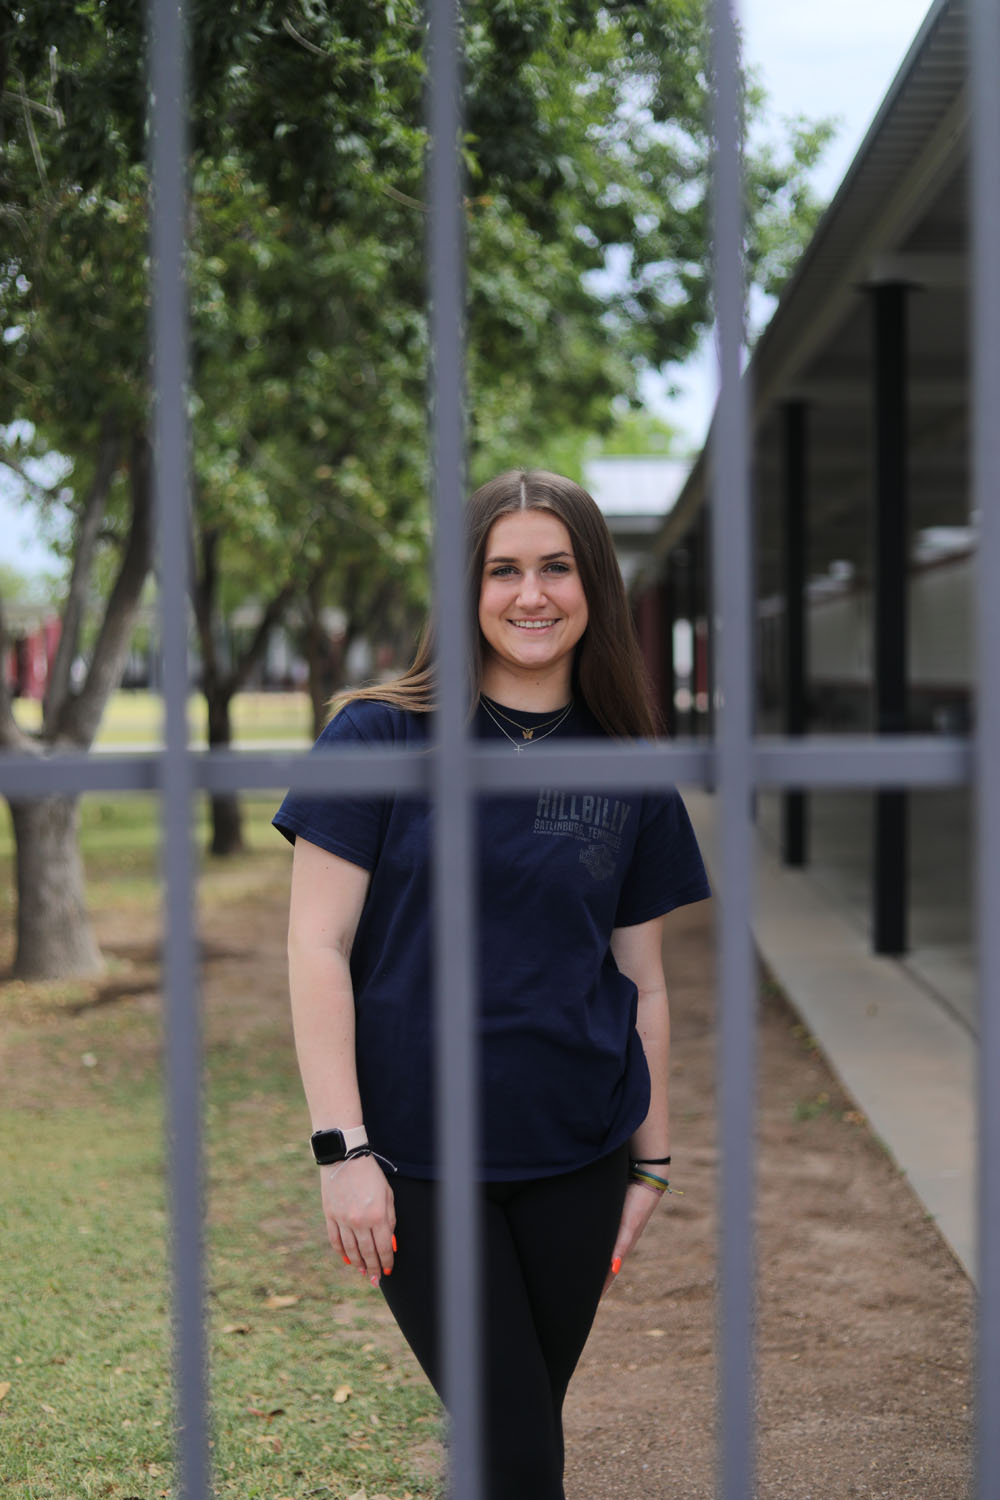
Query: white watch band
xmin=341 ymin=1124 xmax=369 ymax=1153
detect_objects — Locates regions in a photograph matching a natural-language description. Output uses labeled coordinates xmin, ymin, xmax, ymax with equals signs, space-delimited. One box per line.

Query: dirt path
xmin=564 ymin=901 xmax=973 ymax=1499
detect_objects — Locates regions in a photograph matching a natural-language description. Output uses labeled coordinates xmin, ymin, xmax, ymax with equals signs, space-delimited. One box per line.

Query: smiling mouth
xmin=508 ymin=619 xmax=559 ymax=629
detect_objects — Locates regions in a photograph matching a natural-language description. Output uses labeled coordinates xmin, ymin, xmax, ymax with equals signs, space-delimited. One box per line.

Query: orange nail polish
xmin=342 ymin=1255 xmax=351 ymax=1265
xmin=383 ymin=1266 xmax=392 ymax=1276
xmin=611 ymin=1257 xmax=622 ymax=1275
xmin=392 ymin=1234 xmax=398 ymax=1252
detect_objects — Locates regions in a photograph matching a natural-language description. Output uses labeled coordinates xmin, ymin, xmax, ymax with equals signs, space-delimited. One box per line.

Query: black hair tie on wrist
xmin=630 ymin=1155 xmax=671 ymax=1166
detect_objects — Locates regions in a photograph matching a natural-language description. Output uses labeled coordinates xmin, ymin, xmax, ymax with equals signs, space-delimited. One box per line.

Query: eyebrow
xmin=484 ymin=549 xmax=574 ymax=565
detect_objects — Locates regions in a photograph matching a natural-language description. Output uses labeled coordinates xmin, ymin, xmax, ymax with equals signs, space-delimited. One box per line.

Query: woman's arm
xmin=287 ymin=836 xmax=395 ymax=1286
xmin=603 ymin=913 xmax=671 ymax=1292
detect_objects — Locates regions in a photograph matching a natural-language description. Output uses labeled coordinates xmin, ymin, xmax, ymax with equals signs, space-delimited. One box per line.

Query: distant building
xmin=584 ymin=456 xmax=690 ymax=590
xmin=2 ymin=604 xmax=61 ymax=700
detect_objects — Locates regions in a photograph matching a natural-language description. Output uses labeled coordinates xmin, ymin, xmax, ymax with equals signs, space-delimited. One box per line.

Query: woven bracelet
xmin=629 ymin=1167 xmax=684 ymax=1197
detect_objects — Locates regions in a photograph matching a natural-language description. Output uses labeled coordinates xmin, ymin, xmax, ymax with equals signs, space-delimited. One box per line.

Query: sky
xmin=1 ymin=0 xmax=935 ymax=576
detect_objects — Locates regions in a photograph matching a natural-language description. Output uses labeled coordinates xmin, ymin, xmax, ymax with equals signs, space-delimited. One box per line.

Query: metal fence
xmin=1 ymin=1 xmax=995 ymax=1497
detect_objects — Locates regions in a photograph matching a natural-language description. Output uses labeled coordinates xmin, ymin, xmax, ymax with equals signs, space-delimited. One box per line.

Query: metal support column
xmin=701 ymin=501 xmax=715 ymax=740
xmin=637 ymin=577 xmax=676 ymax=735
xmin=662 ymin=568 xmax=678 ymax=738
xmin=871 ymin=282 xmax=910 ymax=955
xmin=782 ymin=401 xmax=808 ymax=866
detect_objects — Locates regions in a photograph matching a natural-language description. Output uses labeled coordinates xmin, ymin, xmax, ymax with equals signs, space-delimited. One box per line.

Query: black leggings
xmin=380 ymin=1145 xmax=628 ymax=1500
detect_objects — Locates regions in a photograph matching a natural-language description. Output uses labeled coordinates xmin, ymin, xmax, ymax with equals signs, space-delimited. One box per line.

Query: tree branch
xmin=12 ymin=69 xmax=49 ymax=190
xmin=0 ymin=448 xmax=65 ymax=501
xmin=54 ymin=429 xmax=153 ymax=748
xmin=43 ymin=416 xmax=120 ymax=730
xmin=229 ymin=578 xmax=296 ymax=697
xmin=280 ymin=16 xmax=328 ymax=58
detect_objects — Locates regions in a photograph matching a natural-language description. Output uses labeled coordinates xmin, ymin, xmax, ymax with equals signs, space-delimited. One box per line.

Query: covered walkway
xmin=687 ymin=787 xmax=976 ymax=1282
xmin=624 ymin=0 xmax=980 ymax=1287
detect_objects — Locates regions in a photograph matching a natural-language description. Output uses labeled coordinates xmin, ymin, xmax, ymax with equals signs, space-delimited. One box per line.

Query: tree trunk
xmin=302 ymin=587 xmax=344 ymax=739
xmin=9 ymin=796 xmax=102 ymax=979
xmin=206 ymin=691 xmax=245 ymax=855
xmin=2 ymin=427 xmax=153 ymax=979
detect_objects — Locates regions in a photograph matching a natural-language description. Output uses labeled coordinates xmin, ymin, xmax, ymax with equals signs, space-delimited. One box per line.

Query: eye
xmin=489 ymin=564 xmax=517 ymax=578
xmin=544 ymin=561 xmax=570 ymax=575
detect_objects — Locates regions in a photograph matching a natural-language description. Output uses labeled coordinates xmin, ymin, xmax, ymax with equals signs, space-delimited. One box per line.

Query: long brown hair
xmin=338 ymin=469 xmax=659 ymax=738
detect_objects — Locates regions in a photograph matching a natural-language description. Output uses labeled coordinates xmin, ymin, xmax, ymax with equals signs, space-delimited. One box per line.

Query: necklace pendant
xmin=522 ymin=728 xmax=534 ymax=740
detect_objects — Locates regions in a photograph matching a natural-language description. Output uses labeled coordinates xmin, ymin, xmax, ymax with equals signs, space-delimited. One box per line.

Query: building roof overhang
xmin=644 ymin=0 xmax=971 ymax=601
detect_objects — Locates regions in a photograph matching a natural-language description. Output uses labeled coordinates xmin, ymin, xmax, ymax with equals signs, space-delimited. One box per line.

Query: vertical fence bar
xmin=427 ymin=3 xmax=482 ymax=1498
xmin=971 ymin=0 xmax=1000 ymax=1491
xmin=148 ymin=1 xmax=208 ymax=1495
xmin=710 ymin=3 xmax=756 ymax=1498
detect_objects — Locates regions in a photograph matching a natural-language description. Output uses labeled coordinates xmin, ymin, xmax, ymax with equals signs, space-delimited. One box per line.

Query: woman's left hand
xmin=601 ymin=1181 xmax=665 ymax=1296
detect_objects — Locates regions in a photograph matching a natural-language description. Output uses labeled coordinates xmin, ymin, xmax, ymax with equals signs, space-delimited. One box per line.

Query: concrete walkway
xmin=684 ymin=788 xmax=977 ymax=1284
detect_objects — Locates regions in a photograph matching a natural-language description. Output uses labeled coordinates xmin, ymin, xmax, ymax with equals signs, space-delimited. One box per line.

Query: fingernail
xmin=382 ymin=1266 xmax=392 ymax=1276
xmin=370 ymin=1274 xmax=379 ymax=1287
xmin=392 ymin=1234 xmax=398 ymax=1252
xmin=342 ymin=1255 xmax=351 ymax=1265
xmin=611 ymin=1257 xmax=622 ymax=1275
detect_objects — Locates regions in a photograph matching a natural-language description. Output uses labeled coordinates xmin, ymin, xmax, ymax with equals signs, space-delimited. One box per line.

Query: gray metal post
xmin=662 ymin=569 xmax=678 ymax=738
xmin=782 ymin=401 xmax=808 ymax=866
xmin=871 ymin=282 xmax=910 ymax=955
xmin=971 ymin=0 xmax=1000 ymax=1491
xmin=700 ymin=502 xmax=716 ymax=740
xmin=148 ymin=0 xmax=209 ymax=1496
xmin=426 ymin=3 xmax=483 ymax=1498
xmin=711 ymin=3 xmax=757 ymax=1497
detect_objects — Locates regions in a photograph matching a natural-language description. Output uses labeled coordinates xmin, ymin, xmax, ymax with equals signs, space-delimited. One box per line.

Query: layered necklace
xmin=479 ymin=694 xmax=574 ymax=751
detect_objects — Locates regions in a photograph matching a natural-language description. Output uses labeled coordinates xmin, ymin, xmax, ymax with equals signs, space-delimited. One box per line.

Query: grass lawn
xmin=10 ymin=689 xmax=314 ymax=747
xmin=0 ymin=796 xmax=441 ymax=1500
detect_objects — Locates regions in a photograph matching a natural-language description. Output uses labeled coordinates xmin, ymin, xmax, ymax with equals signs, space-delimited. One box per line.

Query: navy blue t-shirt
xmin=273 ymin=697 xmax=710 ymax=1180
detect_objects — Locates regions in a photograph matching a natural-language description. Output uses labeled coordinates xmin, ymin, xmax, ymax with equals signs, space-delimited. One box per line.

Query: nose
xmin=516 ymin=570 xmax=545 ymax=607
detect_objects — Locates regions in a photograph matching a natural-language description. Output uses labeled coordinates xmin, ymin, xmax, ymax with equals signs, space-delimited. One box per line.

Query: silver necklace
xmin=479 ymin=695 xmax=574 ymax=751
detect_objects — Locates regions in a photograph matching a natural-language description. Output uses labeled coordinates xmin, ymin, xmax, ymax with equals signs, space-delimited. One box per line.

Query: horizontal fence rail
xmin=0 ymin=736 xmax=973 ymax=799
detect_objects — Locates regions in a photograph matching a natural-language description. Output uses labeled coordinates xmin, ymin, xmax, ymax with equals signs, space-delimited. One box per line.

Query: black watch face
xmin=311 ymin=1128 xmax=346 ymax=1164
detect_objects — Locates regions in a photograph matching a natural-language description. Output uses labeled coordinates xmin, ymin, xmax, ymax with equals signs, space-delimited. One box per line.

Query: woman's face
xmin=477 ymin=509 xmax=589 ymax=698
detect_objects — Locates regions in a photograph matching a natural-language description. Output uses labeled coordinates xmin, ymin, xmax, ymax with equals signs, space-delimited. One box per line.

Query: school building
xmin=613 ymin=0 xmax=977 ymax=1279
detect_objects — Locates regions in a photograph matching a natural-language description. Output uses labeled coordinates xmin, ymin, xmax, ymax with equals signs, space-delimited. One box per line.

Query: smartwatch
xmin=310 ymin=1124 xmax=369 ymax=1165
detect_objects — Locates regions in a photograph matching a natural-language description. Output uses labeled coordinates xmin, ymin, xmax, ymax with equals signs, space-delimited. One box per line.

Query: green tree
xmin=1 ymin=0 xmax=831 ymax=973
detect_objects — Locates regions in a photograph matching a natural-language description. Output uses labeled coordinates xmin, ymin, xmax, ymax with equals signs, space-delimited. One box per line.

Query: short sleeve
xmin=613 ymin=788 xmax=711 ymax=927
xmin=272 ymin=703 xmax=389 ymax=872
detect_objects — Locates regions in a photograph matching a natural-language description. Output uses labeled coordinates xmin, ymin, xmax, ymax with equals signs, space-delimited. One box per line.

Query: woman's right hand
xmin=321 ymin=1155 xmax=396 ymax=1286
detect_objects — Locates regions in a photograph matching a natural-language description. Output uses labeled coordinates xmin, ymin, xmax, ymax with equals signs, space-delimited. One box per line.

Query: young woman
xmin=274 ymin=469 xmax=710 ymax=1500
